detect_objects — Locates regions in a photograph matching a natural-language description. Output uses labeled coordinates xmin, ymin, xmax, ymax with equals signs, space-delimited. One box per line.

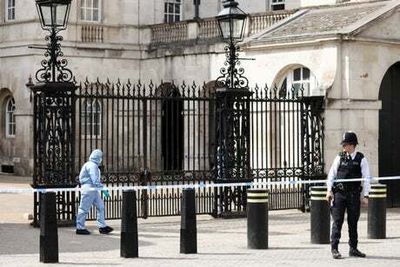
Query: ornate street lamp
xmin=35 ymin=0 xmax=72 ymax=82
xmin=30 ymin=0 xmax=76 ymax=227
xmin=216 ymin=0 xmax=248 ymax=90
xmin=216 ymin=0 xmax=246 ymax=42
xmin=213 ymin=0 xmax=251 ymax=216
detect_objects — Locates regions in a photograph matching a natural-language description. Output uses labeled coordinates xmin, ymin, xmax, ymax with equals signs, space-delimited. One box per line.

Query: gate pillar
xmin=29 ymin=4 xmax=76 ymax=226
xmin=213 ymin=9 xmax=253 ymax=216
xmin=31 ymin=82 xmax=77 ymax=226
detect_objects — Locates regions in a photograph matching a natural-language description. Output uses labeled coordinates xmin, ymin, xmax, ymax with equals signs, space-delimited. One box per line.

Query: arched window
xmin=81 ymin=99 xmax=102 ymax=136
xmin=5 ymin=97 xmax=16 ymax=137
xmin=279 ymin=67 xmax=318 ymax=97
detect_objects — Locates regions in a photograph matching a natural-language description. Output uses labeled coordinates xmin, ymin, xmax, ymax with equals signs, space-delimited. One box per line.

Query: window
xmin=6 ymin=0 xmax=15 ymax=21
xmin=271 ymin=0 xmax=285 ymax=11
xmin=164 ymin=0 xmax=181 ymax=23
xmin=80 ymin=0 xmax=101 ymax=22
xmin=5 ymin=97 xmax=16 ymax=137
xmin=292 ymin=67 xmax=311 ymax=95
xmin=81 ymin=99 xmax=102 ymax=136
xmin=279 ymin=67 xmax=317 ymax=96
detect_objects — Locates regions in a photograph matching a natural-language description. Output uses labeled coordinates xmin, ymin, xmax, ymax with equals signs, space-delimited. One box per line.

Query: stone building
xmin=0 ymin=0 xmax=399 ymax=205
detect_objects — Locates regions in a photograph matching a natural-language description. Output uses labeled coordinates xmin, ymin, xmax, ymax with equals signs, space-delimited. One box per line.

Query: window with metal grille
xmin=6 ymin=0 xmax=15 ymax=21
xmin=81 ymin=99 xmax=102 ymax=137
xmin=164 ymin=0 xmax=182 ymax=23
xmin=5 ymin=97 xmax=16 ymax=137
xmin=271 ymin=0 xmax=285 ymax=11
xmin=80 ymin=0 xmax=101 ymax=22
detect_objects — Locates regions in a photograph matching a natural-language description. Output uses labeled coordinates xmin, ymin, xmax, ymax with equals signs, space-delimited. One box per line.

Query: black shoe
xmin=76 ymin=229 xmax=91 ymax=235
xmin=99 ymin=226 xmax=114 ymax=234
xmin=349 ymin=248 xmax=366 ymax=258
xmin=331 ymin=249 xmax=342 ymax=259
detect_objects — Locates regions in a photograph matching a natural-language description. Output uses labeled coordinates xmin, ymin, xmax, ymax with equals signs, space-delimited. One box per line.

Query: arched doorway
xmin=379 ymin=62 xmax=400 ymax=207
xmin=160 ymin=83 xmax=184 ymax=171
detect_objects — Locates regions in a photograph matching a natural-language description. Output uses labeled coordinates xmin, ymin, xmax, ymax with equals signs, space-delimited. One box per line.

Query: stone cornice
xmin=326 ymin=98 xmax=382 ymax=110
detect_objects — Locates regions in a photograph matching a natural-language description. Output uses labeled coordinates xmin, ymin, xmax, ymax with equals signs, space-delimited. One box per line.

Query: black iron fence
xmin=73 ymin=80 xmax=324 ymax=220
xmin=31 ymin=79 xmax=325 ymax=224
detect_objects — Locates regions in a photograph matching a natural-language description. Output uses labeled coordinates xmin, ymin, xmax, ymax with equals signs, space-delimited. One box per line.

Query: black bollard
xmin=180 ymin=188 xmax=197 ymax=254
xmin=121 ymin=190 xmax=139 ymax=258
xmin=247 ymin=189 xmax=268 ymax=249
xmin=310 ymin=186 xmax=330 ymax=244
xmin=40 ymin=192 xmax=58 ymax=263
xmin=368 ymin=184 xmax=387 ymax=239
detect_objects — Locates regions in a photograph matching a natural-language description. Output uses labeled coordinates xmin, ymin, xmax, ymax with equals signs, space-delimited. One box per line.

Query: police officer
xmin=326 ymin=131 xmax=371 ymax=259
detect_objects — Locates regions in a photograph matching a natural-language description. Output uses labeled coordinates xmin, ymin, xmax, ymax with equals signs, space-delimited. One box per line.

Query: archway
xmin=379 ymin=62 xmax=400 ymax=207
xmin=159 ymin=83 xmax=184 ymax=171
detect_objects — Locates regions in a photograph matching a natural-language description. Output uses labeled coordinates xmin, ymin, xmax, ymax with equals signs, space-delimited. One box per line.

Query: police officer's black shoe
xmin=76 ymin=229 xmax=91 ymax=235
xmin=99 ymin=226 xmax=114 ymax=234
xmin=331 ymin=249 xmax=342 ymax=259
xmin=349 ymin=248 xmax=366 ymax=257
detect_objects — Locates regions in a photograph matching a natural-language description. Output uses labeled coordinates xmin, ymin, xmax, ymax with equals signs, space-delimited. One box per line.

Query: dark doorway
xmin=161 ymin=84 xmax=184 ymax=171
xmin=379 ymin=62 xmax=400 ymax=207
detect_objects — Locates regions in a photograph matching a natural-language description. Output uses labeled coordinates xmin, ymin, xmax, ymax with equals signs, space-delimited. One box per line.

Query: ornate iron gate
xmin=73 ymin=80 xmax=324 ymax=219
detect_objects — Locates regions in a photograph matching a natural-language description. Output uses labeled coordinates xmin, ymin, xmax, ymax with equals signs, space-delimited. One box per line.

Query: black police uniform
xmin=331 ymin=151 xmax=364 ymax=250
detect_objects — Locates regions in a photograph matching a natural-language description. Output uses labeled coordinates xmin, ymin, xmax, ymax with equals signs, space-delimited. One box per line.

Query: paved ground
xmin=0 ymin=175 xmax=400 ymax=266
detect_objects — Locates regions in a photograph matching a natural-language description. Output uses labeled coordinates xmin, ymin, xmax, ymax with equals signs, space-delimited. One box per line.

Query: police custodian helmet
xmin=341 ymin=131 xmax=358 ymax=145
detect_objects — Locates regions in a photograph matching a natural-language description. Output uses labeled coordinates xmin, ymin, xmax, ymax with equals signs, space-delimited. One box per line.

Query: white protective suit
xmin=76 ymin=149 xmax=107 ymax=230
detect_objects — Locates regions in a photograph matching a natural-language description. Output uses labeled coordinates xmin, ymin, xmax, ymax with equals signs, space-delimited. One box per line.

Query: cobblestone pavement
xmin=0 ymin=175 xmax=399 ymax=266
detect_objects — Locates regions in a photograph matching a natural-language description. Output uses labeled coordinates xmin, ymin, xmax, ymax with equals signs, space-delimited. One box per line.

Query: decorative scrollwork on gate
xmin=35 ymin=29 xmax=73 ymax=83
xmin=216 ymin=43 xmax=249 ymax=90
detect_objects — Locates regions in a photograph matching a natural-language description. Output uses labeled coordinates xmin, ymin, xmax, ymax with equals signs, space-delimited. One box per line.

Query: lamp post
xmin=214 ymin=0 xmax=252 ymax=216
xmin=30 ymin=0 xmax=76 ymax=226
xmin=216 ymin=0 xmax=248 ymax=91
xmin=35 ymin=0 xmax=73 ymax=82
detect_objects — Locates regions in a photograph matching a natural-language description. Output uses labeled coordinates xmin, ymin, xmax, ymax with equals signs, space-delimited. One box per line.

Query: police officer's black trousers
xmin=330 ymin=190 xmax=361 ymax=250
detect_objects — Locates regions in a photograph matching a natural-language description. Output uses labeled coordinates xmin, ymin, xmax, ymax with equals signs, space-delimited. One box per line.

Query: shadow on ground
xmin=0 ymin=223 xmax=152 ymax=255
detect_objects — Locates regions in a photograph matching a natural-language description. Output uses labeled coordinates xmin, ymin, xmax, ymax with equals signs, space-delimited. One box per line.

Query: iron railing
xmin=73 ymin=80 xmax=324 ymax=219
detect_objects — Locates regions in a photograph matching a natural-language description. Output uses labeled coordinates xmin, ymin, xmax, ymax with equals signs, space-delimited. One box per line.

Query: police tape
xmin=0 ymin=175 xmax=400 ymax=194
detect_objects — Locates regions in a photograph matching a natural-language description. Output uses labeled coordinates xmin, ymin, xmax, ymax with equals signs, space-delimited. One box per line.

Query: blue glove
xmin=102 ymin=188 xmax=110 ymax=199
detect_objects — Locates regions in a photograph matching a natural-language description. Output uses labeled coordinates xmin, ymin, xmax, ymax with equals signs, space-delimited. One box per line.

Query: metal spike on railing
xmin=202 ymin=81 xmax=207 ymax=97
xmin=142 ymin=81 xmax=146 ymax=96
xmin=254 ymin=84 xmax=260 ymax=99
xmin=149 ymin=81 xmax=154 ymax=97
xmin=111 ymin=83 xmax=115 ymax=97
xmin=263 ymin=84 xmax=269 ymax=100
xmin=299 ymin=84 xmax=304 ymax=98
xmin=272 ymin=85 xmax=278 ymax=100
xmin=191 ymin=81 xmax=197 ymax=97
xmin=116 ymin=79 xmax=121 ymax=97
xmin=290 ymin=85 xmax=296 ymax=99
xmin=181 ymin=81 xmax=187 ymax=97
xmin=105 ymin=80 xmax=111 ymax=96
xmin=122 ymin=84 xmax=126 ymax=96
xmin=137 ymin=80 xmax=142 ymax=96
xmin=126 ymin=79 xmax=132 ymax=96
xmin=132 ymin=80 xmax=137 ymax=97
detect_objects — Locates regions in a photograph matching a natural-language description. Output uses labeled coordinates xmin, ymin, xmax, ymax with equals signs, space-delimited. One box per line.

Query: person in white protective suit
xmin=76 ymin=149 xmax=114 ymax=235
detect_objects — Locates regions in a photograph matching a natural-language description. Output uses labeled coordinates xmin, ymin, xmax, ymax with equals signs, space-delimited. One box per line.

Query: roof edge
xmin=341 ymin=0 xmax=400 ymax=36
